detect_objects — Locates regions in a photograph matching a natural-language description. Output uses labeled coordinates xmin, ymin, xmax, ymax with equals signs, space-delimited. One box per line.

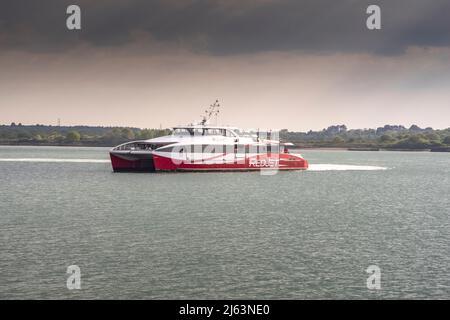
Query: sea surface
xmin=0 ymin=146 xmax=449 ymax=299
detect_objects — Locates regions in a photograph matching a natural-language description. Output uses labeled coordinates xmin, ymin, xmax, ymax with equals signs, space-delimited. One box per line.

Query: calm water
xmin=0 ymin=146 xmax=449 ymax=299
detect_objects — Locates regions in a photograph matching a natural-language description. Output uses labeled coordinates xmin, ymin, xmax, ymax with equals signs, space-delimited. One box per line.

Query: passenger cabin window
xmin=225 ymin=130 xmax=235 ymax=137
xmin=172 ymin=128 xmax=241 ymax=137
xmin=204 ymin=128 xmax=221 ymax=136
xmin=173 ymin=128 xmax=191 ymax=136
xmin=116 ymin=143 xmax=152 ymax=151
xmin=233 ymin=129 xmax=240 ymax=136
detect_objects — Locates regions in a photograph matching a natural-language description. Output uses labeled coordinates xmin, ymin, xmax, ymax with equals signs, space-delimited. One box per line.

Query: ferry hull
xmin=110 ymin=153 xmax=155 ymax=172
xmin=152 ymin=153 xmax=308 ymax=172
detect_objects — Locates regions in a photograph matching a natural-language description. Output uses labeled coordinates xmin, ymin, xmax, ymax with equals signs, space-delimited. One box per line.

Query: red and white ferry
xmin=109 ymin=103 xmax=308 ymax=172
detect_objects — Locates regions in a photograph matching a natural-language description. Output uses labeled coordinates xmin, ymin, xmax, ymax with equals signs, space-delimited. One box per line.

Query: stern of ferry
xmin=110 ymin=141 xmax=156 ymax=172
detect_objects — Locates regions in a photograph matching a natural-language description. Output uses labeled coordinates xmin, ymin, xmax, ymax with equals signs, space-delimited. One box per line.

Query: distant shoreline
xmin=0 ymin=142 xmax=113 ymax=148
xmin=1 ymin=124 xmax=449 ymax=152
xmin=1 ymin=143 xmax=449 ymax=152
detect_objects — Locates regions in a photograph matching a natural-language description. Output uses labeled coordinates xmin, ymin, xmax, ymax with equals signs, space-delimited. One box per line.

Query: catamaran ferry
xmin=109 ymin=102 xmax=308 ymax=172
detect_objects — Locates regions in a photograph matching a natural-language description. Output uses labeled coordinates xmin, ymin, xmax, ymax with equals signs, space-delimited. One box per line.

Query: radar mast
xmin=200 ymin=100 xmax=220 ymax=126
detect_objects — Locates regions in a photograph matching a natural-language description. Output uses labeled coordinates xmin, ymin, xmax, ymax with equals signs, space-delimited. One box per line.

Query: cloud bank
xmin=1 ymin=0 xmax=450 ymax=55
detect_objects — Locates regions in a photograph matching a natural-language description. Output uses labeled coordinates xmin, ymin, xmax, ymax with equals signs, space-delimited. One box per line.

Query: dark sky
xmin=1 ymin=0 xmax=450 ymax=129
xmin=2 ymin=0 xmax=450 ymax=55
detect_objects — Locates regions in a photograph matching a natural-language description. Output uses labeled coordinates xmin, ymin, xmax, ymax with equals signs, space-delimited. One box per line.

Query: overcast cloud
xmin=1 ymin=1 xmax=449 ymax=130
xmin=1 ymin=0 xmax=450 ymax=55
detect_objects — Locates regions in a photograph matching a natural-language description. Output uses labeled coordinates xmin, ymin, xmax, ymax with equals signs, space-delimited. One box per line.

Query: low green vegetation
xmin=279 ymin=125 xmax=450 ymax=151
xmin=1 ymin=123 xmax=449 ymax=151
xmin=0 ymin=123 xmax=170 ymax=147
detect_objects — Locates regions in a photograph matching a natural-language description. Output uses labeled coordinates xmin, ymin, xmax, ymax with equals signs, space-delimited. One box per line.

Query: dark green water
xmin=0 ymin=146 xmax=449 ymax=299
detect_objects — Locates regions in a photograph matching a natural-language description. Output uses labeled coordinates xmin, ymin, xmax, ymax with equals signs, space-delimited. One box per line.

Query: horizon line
xmin=1 ymin=122 xmax=449 ymax=132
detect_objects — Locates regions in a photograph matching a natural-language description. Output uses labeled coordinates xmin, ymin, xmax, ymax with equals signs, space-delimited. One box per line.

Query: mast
xmin=200 ymin=99 xmax=220 ymax=126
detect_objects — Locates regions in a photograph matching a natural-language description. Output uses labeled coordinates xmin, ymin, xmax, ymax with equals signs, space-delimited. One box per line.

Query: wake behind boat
xmin=109 ymin=102 xmax=308 ymax=172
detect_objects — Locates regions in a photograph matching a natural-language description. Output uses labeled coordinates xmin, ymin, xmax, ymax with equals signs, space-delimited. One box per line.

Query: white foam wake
xmin=308 ymin=164 xmax=388 ymax=171
xmin=0 ymin=159 xmax=388 ymax=171
xmin=0 ymin=158 xmax=109 ymax=163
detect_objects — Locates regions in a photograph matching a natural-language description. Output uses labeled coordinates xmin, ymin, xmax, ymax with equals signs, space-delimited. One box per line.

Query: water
xmin=0 ymin=146 xmax=449 ymax=299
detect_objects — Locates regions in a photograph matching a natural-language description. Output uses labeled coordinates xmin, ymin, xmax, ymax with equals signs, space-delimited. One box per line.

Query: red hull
xmin=111 ymin=151 xmax=308 ymax=173
xmin=152 ymin=153 xmax=308 ymax=172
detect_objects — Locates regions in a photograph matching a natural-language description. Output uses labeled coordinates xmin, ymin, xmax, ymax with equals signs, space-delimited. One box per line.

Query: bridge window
xmin=204 ymin=128 xmax=222 ymax=136
xmin=173 ymin=128 xmax=191 ymax=136
xmin=225 ymin=130 xmax=235 ymax=137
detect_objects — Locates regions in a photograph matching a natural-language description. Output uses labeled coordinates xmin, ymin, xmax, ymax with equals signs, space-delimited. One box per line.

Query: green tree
xmin=332 ymin=136 xmax=345 ymax=144
xmin=121 ymin=128 xmax=135 ymax=140
xmin=137 ymin=129 xmax=154 ymax=140
xmin=425 ymin=132 xmax=440 ymax=142
xmin=66 ymin=131 xmax=81 ymax=142
xmin=17 ymin=131 xmax=32 ymax=139
xmin=443 ymin=136 xmax=450 ymax=145
xmin=394 ymin=134 xmax=430 ymax=149
xmin=379 ymin=134 xmax=395 ymax=143
xmin=111 ymin=128 xmax=122 ymax=137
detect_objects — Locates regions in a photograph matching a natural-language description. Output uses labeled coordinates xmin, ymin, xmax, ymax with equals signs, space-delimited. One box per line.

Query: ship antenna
xmin=200 ymin=99 xmax=220 ymax=125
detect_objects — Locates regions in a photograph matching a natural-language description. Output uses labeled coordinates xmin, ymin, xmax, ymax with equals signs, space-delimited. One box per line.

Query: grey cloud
xmin=1 ymin=0 xmax=450 ymax=55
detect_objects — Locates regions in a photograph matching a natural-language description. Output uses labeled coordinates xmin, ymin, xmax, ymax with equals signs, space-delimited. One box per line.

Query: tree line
xmin=1 ymin=123 xmax=450 ymax=151
xmin=279 ymin=125 xmax=450 ymax=150
xmin=0 ymin=123 xmax=170 ymax=147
